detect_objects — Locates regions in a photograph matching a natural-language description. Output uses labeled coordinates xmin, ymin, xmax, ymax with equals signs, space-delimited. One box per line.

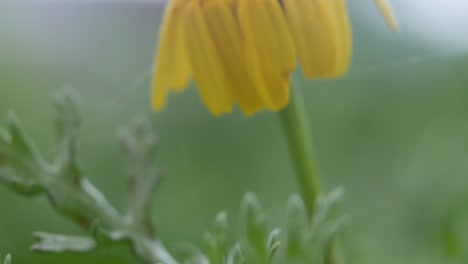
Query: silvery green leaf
xmin=202 ymin=211 xmax=229 ymax=263
xmin=203 ymin=233 xmax=224 ymax=264
xmin=227 ymin=244 xmax=245 ymax=264
xmin=285 ymin=195 xmax=308 ymax=261
xmin=118 ymin=116 xmax=160 ymax=237
xmin=175 ymin=242 xmax=209 ymax=264
xmin=267 ymin=229 xmax=281 ymax=250
xmin=0 ymin=113 xmax=48 ymax=196
xmin=31 ymin=232 xmax=97 ymax=253
xmin=239 ymin=192 xmax=268 ymax=262
xmin=52 ymin=87 xmax=81 ymax=140
xmin=213 ymin=211 xmax=228 ymax=243
xmin=267 ymin=229 xmax=281 ymax=259
xmin=1 ymin=254 xmax=12 ymax=264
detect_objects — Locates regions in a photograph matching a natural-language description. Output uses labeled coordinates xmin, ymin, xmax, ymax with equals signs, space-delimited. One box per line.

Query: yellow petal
xmin=202 ymin=0 xmax=264 ymax=115
xmin=245 ymin=47 xmax=291 ymax=111
xmin=284 ymin=0 xmax=342 ymax=78
xmin=374 ymin=0 xmax=399 ymax=32
xmin=238 ymin=0 xmax=296 ymax=110
xmin=330 ymin=0 xmax=352 ymax=76
xmin=183 ymin=1 xmax=233 ymax=116
xmin=151 ymin=0 xmax=191 ymax=111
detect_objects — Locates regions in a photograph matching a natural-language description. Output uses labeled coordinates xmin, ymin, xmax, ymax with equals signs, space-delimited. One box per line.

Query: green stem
xmin=280 ymin=85 xmax=341 ymax=264
xmin=279 ymin=85 xmax=322 ymax=217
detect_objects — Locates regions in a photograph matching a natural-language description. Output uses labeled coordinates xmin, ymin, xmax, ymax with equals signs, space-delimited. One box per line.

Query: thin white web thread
xmin=22 ymin=49 xmax=468 ymax=150
xmin=349 ymin=50 xmax=468 ymax=77
xmin=81 ymin=49 xmax=468 ymax=132
xmin=79 ymin=65 xmax=154 ymax=134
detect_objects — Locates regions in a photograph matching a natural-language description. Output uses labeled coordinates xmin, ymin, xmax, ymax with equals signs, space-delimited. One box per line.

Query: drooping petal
xmin=244 ymin=47 xmax=291 ymax=111
xmin=151 ymin=0 xmax=191 ymax=110
xmin=330 ymin=0 xmax=352 ymax=76
xmin=238 ymin=0 xmax=296 ymax=110
xmin=202 ymin=0 xmax=264 ymax=115
xmin=183 ymin=0 xmax=233 ymax=116
xmin=284 ymin=0 xmax=344 ymax=78
xmin=374 ymin=0 xmax=399 ymax=31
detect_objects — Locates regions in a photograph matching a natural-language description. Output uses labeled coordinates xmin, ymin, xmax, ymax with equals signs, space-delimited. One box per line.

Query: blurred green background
xmin=1 ymin=1 xmax=468 ymax=263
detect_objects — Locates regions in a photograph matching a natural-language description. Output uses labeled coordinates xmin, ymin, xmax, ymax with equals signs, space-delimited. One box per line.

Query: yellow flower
xmin=151 ymin=0 xmax=395 ymax=116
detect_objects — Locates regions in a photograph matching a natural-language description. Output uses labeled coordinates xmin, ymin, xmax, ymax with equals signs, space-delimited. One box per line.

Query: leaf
xmin=227 ymin=244 xmax=245 ymax=264
xmin=285 ymin=195 xmax=308 ymax=261
xmin=0 ymin=88 xmax=180 ymax=264
xmin=31 ymin=232 xmax=97 ymax=253
xmin=177 ymin=243 xmax=210 ymax=264
xmin=52 ymin=87 xmax=81 ymax=140
xmin=52 ymin=88 xmax=83 ymax=183
xmin=203 ymin=211 xmax=229 ymax=263
xmin=239 ymin=192 xmax=269 ymax=263
xmin=0 ymin=113 xmax=48 ymax=196
xmin=213 ymin=211 xmax=228 ymax=244
xmin=1 ymin=254 xmax=12 ymax=264
xmin=118 ymin=116 xmax=160 ymax=237
xmin=267 ymin=229 xmax=281 ymax=260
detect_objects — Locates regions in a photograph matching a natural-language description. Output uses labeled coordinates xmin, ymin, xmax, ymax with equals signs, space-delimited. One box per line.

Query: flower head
xmin=151 ymin=0 xmax=395 ymax=116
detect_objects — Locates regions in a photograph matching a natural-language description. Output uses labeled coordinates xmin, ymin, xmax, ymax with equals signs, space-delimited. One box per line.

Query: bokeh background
xmin=1 ymin=0 xmax=468 ymax=263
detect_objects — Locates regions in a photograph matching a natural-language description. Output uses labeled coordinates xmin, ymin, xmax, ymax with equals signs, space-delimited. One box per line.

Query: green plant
xmin=0 ymin=89 xmax=344 ymax=264
xmin=0 ymin=254 xmax=12 ymax=264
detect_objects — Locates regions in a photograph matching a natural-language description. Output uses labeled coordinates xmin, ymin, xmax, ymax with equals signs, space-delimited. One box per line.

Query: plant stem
xmin=279 ymin=85 xmax=341 ymax=264
xmin=279 ymin=85 xmax=322 ymax=217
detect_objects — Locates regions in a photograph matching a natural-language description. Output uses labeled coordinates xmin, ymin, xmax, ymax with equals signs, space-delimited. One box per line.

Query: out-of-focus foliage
xmin=0 ymin=254 xmax=12 ymax=264
xmin=0 ymin=89 xmax=344 ymax=264
xmin=183 ymin=189 xmax=344 ymax=264
xmin=0 ymin=90 xmax=178 ymax=263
